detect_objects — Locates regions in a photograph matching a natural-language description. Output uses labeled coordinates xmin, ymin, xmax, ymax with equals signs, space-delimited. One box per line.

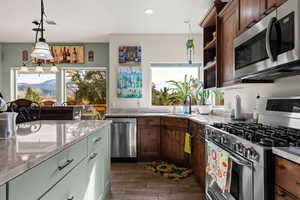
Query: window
xmin=151 ymin=65 xmax=199 ymax=106
xmin=64 ymin=69 xmax=107 ymax=105
xmin=16 ymin=71 xmax=57 ymax=103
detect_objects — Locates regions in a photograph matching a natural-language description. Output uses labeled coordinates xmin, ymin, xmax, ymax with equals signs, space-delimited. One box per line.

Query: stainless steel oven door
xmin=205 ymin=140 xmax=253 ymax=200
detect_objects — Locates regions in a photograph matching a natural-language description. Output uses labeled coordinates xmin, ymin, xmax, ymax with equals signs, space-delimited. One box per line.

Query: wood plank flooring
xmin=109 ymin=162 xmax=205 ymax=200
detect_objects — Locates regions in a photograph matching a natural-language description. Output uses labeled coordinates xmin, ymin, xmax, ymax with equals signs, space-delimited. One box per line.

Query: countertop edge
xmin=0 ymin=120 xmax=112 ymax=186
xmin=272 ymin=147 xmax=300 ymax=165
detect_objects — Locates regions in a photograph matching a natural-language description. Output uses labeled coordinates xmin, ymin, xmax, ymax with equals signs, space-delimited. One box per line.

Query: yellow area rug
xmin=145 ymin=160 xmax=193 ymax=181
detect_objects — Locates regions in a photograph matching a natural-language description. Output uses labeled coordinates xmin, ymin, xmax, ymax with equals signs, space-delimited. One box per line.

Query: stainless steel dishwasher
xmin=107 ymin=117 xmax=137 ymax=161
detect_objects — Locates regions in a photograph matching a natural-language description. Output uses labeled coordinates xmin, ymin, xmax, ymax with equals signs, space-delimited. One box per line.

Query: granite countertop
xmin=105 ymin=112 xmax=237 ymax=125
xmin=0 ymin=120 xmax=111 ymax=185
xmin=272 ymin=147 xmax=300 ymax=164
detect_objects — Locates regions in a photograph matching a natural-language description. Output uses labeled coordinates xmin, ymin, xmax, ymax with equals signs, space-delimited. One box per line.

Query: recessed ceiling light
xmin=144 ymin=8 xmax=154 ymax=15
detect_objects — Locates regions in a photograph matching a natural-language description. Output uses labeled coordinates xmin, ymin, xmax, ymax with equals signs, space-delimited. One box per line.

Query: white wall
xmin=224 ymin=75 xmax=300 ymax=114
xmin=108 ymin=34 xmax=202 ymax=109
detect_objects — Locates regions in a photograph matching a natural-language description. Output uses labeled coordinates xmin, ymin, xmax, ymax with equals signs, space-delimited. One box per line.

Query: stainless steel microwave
xmin=234 ymin=0 xmax=300 ymax=80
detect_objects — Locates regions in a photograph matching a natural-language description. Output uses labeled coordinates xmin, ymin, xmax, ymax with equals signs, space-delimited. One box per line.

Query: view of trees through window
xmin=65 ymin=70 xmax=106 ymax=105
xmin=152 ymin=67 xmax=199 ymax=106
xmin=151 ymin=67 xmax=224 ymax=106
xmin=16 ymin=72 xmax=57 ymax=103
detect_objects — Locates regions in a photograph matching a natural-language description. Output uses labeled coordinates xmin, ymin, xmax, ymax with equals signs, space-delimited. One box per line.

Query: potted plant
xmin=195 ymin=84 xmax=212 ymax=115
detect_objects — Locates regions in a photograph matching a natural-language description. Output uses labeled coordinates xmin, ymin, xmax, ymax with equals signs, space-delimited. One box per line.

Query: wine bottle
xmin=66 ymin=49 xmax=71 ymax=63
xmin=59 ymin=48 xmax=63 ymax=64
xmin=71 ymin=48 xmax=77 ymax=64
xmin=63 ymin=47 xmax=67 ymax=63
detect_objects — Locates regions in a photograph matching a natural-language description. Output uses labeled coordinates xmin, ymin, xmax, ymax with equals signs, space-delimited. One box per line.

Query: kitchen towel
xmin=184 ymin=133 xmax=191 ymax=154
xmin=206 ymin=142 xmax=231 ymax=193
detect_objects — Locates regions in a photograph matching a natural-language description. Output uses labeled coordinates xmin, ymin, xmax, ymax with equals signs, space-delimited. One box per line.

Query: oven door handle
xmin=228 ymin=154 xmax=252 ymax=167
xmin=266 ymin=17 xmax=277 ymax=62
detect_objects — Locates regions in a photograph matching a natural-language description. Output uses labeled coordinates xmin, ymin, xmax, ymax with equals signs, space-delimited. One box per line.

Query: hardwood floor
xmin=109 ymin=162 xmax=205 ymax=200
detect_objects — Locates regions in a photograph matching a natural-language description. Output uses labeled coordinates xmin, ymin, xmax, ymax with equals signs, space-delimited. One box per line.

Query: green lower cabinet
xmin=0 ymin=185 xmax=6 ymax=200
xmin=40 ymin=158 xmax=88 ymax=200
xmin=86 ymin=153 xmax=106 ymax=200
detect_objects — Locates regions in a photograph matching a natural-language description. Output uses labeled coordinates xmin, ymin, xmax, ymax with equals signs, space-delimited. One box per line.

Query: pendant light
xmin=50 ymin=63 xmax=58 ymax=73
xmin=19 ymin=64 xmax=29 ymax=73
xmin=31 ymin=0 xmax=53 ymax=60
xmin=35 ymin=63 xmax=44 ymax=73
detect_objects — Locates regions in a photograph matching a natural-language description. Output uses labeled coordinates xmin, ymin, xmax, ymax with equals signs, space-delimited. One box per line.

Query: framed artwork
xmin=88 ymin=50 xmax=94 ymax=62
xmin=33 ymin=45 xmax=84 ymax=64
xmin=119 ymin=46 xmax=141 ymax=65
xmin=22 ymin=50 xmax=29 ymax=61
xmin=117 ymin=67 xmax=142 ymax=98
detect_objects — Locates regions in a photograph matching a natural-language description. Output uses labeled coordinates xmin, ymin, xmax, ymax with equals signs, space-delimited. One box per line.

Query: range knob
xmin=233 ymin=143 xmax=245 ymax=154
xmin=245 ymin=147 xmax=258 ymax=160
xmin=233 ymin=143 xmax=242 ymax=152
xmin=220 ymin=135 xmax=229 ymax=144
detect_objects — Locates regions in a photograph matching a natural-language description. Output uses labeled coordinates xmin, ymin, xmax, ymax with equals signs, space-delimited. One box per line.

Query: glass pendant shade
xmin=20 ymin=64 xmax=29 ymax=73
xmin=31 ymin=42 xmax=53 ymax=60
xmin=35 ymin=64 xmax=44 ymax=73
xmin=50 ymin=64 xmax=58 ymax=73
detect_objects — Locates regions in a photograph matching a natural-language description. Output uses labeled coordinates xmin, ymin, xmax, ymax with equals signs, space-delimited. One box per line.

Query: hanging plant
xmin=186 ymin=38 xmax=194 ymax=64
xmin=185 ymin=20 xmax=195 ymax=64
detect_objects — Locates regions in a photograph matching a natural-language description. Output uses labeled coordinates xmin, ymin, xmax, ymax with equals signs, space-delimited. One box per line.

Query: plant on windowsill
xmin=195 ymin=84 xmax=212 ymax=115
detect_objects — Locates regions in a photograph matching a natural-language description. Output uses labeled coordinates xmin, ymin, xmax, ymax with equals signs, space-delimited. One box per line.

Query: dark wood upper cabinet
xmin=137 ymin=117 xmax=161 ymax=161
xmin=239 ymin=0 xmax=262 ymax=32
xmin=218 ymin=0 xmax=239 ymax=87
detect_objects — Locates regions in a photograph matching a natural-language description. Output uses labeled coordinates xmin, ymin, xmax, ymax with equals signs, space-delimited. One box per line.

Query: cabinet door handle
xmin=264 ymin=4 xmax=277 ymax=15
xmin=278 ymin=190 xmax=286 ymax=197
xmin=67 ymin=196 xmax=74 ymax=200
xmin=94 ymin=137 xmax=102 ymax=143
xmin=89 ymin=152 xmax=98 ymax=160
xmin=58 ymin=159 xmax=74 ymax=171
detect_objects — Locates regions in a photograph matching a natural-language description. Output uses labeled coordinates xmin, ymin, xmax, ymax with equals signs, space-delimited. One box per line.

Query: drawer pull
xmin=94 ymin=137 xmax=102 ymax=143
xmin=278 ymin=190 xmax=286 ymax=197
xmin=89 ymin=152 xmax=98 ymax=160
xmin=67 ymin=196 xmax=74 ymax=200
xmin=58 ymin=159 xmax=74 ymax=171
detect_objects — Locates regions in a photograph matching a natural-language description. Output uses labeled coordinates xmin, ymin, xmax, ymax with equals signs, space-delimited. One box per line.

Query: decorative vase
xmin=198 ymin=105 xmax=212 ymax=115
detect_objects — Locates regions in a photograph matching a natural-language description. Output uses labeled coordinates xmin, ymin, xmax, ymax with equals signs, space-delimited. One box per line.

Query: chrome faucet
xmin=184 ymin=95 xmax=192 ymax=115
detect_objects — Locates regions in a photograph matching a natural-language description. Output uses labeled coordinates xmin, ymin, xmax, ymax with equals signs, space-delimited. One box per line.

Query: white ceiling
xmin=0 ymin=0 xmax=211 ymax=43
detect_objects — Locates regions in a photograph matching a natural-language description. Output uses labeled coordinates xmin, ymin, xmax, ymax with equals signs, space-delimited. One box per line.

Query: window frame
xmin=149 ymin=63 xmax=201 ymax=107
xmin=61 ymin=67 xmax=108 ymax=104
xmin=11 ymin=66 xmax=108 ymax=105
xmin=12 ymin=67 xmax=58 ymax=102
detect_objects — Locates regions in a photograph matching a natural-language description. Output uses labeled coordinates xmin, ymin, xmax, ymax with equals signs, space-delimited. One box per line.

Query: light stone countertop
xmin=0 ymin=120 xmax=111 ymax=185
xmin=272 ymin=147 xmax=300 ymax=164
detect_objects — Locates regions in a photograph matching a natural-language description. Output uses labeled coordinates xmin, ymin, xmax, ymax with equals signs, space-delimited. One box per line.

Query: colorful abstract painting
xmin=117 ymin=67 xmax=142 ymax=98
xmin=119 ymin=46 xmax=142 ymax=65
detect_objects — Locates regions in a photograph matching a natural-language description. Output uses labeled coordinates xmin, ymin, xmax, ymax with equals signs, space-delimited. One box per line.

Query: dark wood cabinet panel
xmin=137 ymin=117 xmax=161 ymax=161
xmin=160 ymin=117 xmax=189 ymax=166
xmin=191 ymin=136 xmax=206 ymax=192
xmin=218 ymin=0 xmax=239 ymax=86
xmin=189 ymin=121 xmax=206 ymax=191
xmin=275 ymin=156 xmax=300 ymax=198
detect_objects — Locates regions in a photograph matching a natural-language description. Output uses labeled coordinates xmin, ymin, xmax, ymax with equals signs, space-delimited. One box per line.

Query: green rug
xmin=145 ymin=160 xmax=193 ymax=181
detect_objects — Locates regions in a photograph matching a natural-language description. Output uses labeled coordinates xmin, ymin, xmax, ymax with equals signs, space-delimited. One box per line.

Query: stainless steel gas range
xmin=205 ymin=97 xmax=300 ymax=200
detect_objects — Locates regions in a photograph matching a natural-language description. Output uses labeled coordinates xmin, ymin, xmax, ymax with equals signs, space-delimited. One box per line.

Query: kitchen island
xmin=0 ymin=120 xmax=111 ymax=200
